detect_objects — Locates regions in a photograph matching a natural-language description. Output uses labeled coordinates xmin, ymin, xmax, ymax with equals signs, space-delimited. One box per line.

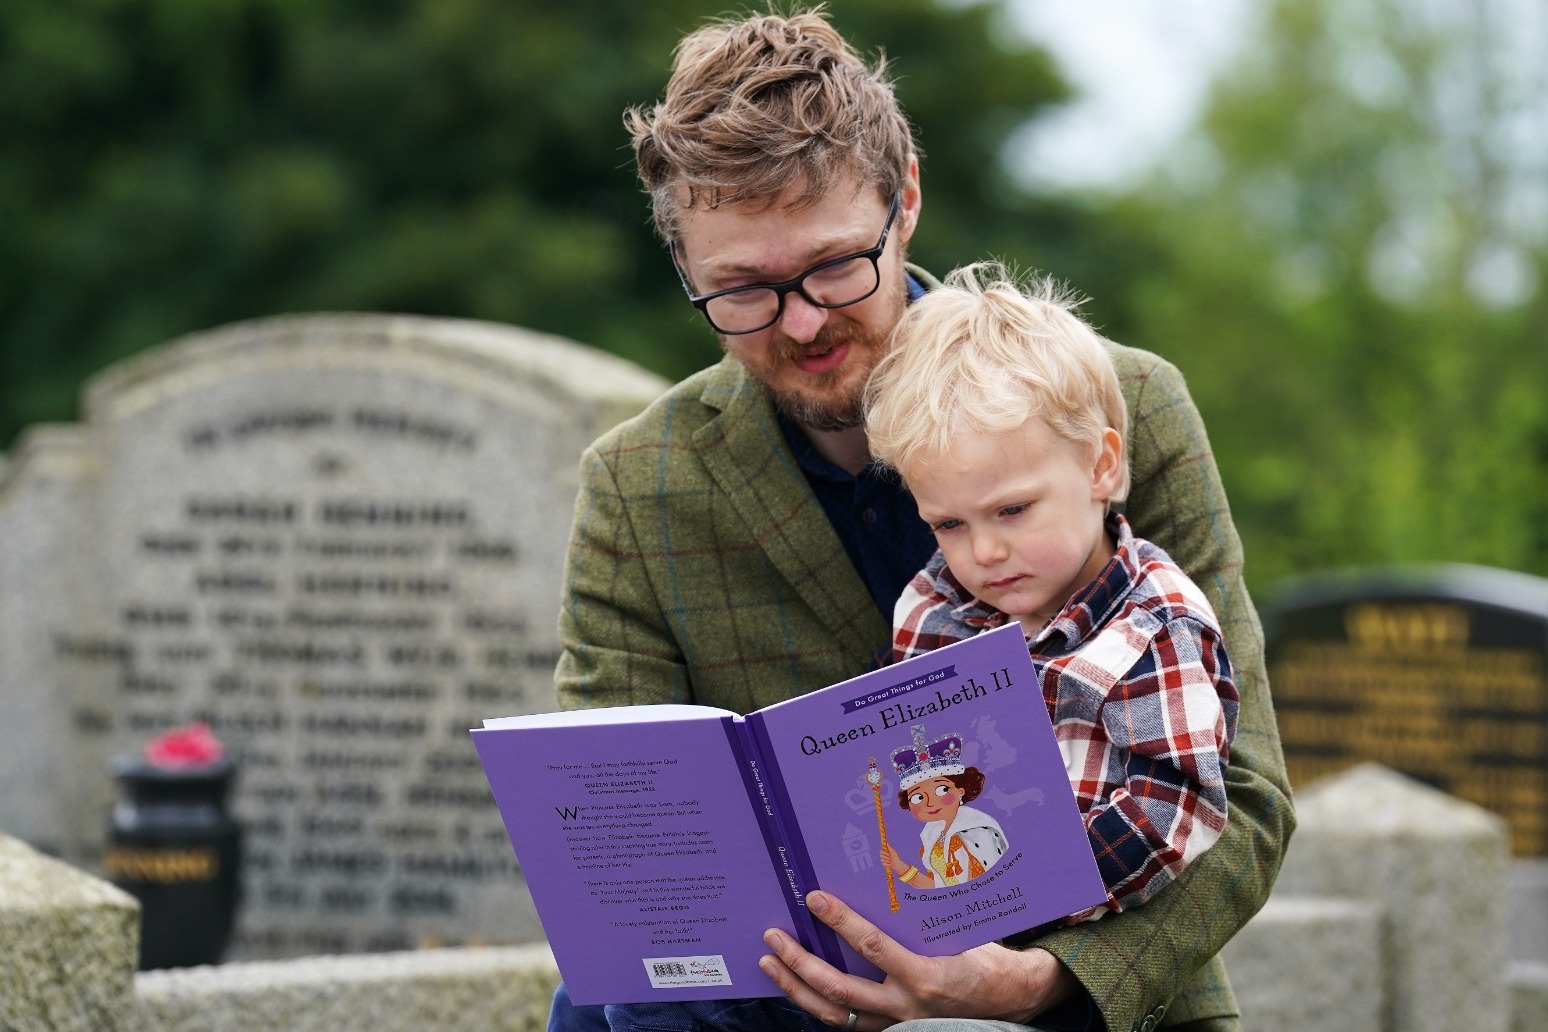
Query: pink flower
xmin=144 ymin=721 xmax=225 ymax=769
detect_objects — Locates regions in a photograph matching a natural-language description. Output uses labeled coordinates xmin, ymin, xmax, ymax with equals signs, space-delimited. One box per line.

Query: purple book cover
xmin=472 ymin=624 xmax=1105 ymax=1005
xmin=745 ymin=622 xmax=1107 ymax=981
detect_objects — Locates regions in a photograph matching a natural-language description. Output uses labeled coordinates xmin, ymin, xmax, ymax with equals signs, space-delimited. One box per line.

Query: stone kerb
xmin=0 ymin=832 xmax=140 ymax=1032
xmin=1271 ymin=762 xmax=1511 ymax=1032
xmin=1510 ymin=962 xmax=1548 ymax=1032
xmin=1220 ymin=895 xmax=1383 ymax=1032
xmin=0 ymin=313 xmax=668 ymax=960
xmin=130 ymin=944 xmax=561 ymax=1032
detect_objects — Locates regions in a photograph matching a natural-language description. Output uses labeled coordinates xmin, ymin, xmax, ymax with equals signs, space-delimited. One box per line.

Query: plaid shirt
xmin=558 ymin=326 xmax=1296 ymax=1028
xmin=891 ymin=513 xmax=1239 ymax=922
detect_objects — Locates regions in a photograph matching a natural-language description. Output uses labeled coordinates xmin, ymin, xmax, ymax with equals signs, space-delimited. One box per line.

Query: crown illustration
xmin=891 ymin=724 xmax=965 ymax=790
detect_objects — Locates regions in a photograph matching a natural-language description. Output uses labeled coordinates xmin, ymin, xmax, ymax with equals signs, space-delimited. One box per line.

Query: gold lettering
xmin=103 ymin=847 xmax=218 ymax=883
xmin=1272 ymin=647 xmax=1546 ymax=712
xmin=1273 ymin=631 xmax=1548 ymax=854
xmin=1457 ymin=719 xmax=1546 ymax=758
xmin=1344 ymin=603 xmax=1471 ymax=652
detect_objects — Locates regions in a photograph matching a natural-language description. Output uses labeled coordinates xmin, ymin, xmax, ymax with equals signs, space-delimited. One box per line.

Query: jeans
xmin=547 ymin=982 xmax=830 ymax=1032
xmin=544 ymin=984 xmax=1078 ymax=1032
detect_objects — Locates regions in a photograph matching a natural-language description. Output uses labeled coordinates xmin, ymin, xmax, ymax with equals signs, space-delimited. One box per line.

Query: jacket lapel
xmin=692 ymin=359 xmax=887 ymax=665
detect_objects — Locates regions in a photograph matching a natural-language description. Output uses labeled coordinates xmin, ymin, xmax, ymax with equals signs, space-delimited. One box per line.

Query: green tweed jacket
xmin=556 ymin=319 xmax=1295 ymax=1032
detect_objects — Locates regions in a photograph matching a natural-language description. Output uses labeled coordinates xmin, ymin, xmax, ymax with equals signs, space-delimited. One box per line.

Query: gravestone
xmin=1265 ymin=564 xmax=1548 ymax=854
xmin=0 ymin=313 xmax=667 ymax=958
xmin=1270 ymin=763 xmax=1510 ymax=1032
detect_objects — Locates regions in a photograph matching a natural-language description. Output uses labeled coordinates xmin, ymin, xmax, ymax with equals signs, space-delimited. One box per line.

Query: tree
xmin=1100 ymin=0 xmax=1548 ymax=588
xmin=0 ymin=0 xmax=1072 ymax=449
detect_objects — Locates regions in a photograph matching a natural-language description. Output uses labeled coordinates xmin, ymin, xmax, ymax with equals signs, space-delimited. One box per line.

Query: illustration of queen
xmin=883 ymin=724 xmax=1008 ymax=889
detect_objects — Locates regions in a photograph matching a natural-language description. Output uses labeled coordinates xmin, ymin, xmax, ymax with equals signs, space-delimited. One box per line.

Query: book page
xmin=473 ymin=709 xmax=793 ymax=1004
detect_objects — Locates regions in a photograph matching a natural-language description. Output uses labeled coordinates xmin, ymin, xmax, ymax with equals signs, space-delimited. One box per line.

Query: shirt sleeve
xmin=1070 ymin=617 xmax=1240 ymax=919
xmin=1035 ymin=349 xmax=1296 ymax=1032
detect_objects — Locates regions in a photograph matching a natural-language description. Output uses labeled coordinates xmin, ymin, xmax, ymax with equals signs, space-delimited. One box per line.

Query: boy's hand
xmin=758 ymin=890 xmax=1076 ymax=1030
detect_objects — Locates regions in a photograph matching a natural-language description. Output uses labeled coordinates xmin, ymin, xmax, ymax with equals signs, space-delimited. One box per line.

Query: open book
xmin=472 ymin=623 xmax=1105 ymax=1005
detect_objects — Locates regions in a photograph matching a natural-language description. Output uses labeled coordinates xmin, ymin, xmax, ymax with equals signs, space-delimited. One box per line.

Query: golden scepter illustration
xmin=867 ymin=756 xmax=899 ymax=912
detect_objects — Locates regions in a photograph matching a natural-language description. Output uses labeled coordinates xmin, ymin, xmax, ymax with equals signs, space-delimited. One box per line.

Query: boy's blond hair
xmin=625 ymin=7 xmax=916 ymax=241
xmin=865 ymin=263 xmax=1131 ymax=501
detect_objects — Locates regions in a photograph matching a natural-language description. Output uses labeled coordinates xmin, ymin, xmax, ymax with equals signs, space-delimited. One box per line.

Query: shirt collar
xmin=1036 ymin=512 xmax=1138 ymax=649
xmin=921 ymin=512 xmax=1138 ymax=646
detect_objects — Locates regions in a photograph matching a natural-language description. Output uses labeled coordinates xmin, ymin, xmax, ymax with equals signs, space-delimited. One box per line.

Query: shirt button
xmin=860 ymin=508 xmax=878 ymax=525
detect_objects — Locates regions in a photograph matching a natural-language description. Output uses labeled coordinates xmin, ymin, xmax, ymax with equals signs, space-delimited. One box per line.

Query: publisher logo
xmin=643 ymin=954 xmax=732 ymax=989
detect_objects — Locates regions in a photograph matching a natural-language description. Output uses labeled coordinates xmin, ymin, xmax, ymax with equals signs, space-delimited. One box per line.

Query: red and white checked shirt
xmin=891 ymin=513 xmax=1239 ymax=922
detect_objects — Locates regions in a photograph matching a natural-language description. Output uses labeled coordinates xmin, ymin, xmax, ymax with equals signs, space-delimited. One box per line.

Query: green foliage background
xmin=1085 ymin=0 xmax=1548 ymax=588
xmin=0 ymin=0 xmax=1070 ymax=416
xmin=2 ymin=0 xmax=1544 ymax=595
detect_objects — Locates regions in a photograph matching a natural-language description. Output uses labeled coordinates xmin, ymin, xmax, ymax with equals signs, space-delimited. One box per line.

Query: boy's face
xmin=905 ymin=418 xmax=1124 ymax=634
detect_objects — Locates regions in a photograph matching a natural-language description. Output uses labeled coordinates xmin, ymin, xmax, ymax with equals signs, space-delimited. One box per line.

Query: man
xmin=552 ymin=10 xmax=1294 ymax=1032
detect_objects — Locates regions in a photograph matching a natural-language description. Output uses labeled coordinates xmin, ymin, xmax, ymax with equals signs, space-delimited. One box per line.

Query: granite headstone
xmin=1266 ymin=564 xmax=1548 ymax=854
xmin=1270 ymin=763 xmax=1510 ymax=1032
xmin=0 ymin=313 xmax=667 ymax=957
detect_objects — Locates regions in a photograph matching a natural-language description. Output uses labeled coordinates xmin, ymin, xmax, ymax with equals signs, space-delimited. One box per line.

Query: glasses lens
xmin=703 ymin=288 xmax=780 ymax=335
xmin=801 ymin=255 xmax=880 ymax=308
xmin=700 ymin=251 xmax=883 ymax=334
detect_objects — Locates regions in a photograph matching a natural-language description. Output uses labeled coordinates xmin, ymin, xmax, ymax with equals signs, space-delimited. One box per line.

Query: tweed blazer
xmin=555 ymin=327 xmax=1295 ymax=1032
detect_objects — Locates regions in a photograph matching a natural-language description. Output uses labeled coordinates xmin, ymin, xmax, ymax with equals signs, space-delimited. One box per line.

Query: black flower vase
xmin=104 ymin=756 xmax=243 ymax=969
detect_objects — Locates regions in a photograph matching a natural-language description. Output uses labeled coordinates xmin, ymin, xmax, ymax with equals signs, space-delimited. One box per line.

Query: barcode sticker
xmin=643 ymin=954 xmax=732 ymax=989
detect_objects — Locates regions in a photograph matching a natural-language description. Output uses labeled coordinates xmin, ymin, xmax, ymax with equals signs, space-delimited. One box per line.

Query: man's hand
xmin=758 ymin=890 xmax=1077 ymax=1030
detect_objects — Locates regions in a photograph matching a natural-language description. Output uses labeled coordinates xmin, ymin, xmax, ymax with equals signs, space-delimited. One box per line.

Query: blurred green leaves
xmin=0 ymin=0 xmax=1069 ymax=438
xmin=1 ymin=0 xmax=1542 ymax=590
xmin=1100 ymin=0 xmax=1548 ymax=586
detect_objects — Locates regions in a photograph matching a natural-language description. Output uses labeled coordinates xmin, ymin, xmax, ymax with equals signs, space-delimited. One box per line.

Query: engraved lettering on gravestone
xmin=0 ymin=315 xmax=668 ymax=959
xmin=1267 ymin=570 xmax=1548 ymax=854
xmin=79 ymin=401 xmax=545 ymax=955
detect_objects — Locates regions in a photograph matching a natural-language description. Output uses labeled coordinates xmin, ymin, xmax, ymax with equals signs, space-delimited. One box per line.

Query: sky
xmin=1004 ymin=0 xmax=1547 ymax=303
xmin=1003 ymin=0 xmax=1257 ymax=192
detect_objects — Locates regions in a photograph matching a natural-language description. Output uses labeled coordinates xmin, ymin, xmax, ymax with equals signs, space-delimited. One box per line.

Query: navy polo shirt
xmin=776 ymin=273 xmax=937 ymax=620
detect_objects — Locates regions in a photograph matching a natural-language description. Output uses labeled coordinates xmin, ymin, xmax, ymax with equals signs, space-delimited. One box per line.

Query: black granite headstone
xmin=1266 ymin=564 xmax=1548 ymax=854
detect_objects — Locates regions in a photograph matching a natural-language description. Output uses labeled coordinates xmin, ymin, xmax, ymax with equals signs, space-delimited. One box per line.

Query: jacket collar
xmin=692 ymin=357 xmax=888 ymax=667
xmin=686 ymin=262 xmax=940 ymax=670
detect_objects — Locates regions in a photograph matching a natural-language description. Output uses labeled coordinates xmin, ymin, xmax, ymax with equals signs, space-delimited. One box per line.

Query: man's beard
xmin=733 ymin=280 xmax=906 ymax=433
xmin=762 ymin=319 xmax=877 ymax=431
xmin=777 ymin=394 xmax=863 ymax=432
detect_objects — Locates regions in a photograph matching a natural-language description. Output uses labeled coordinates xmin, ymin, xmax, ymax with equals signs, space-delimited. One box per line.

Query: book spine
xmin=722 ymin=716 xmax=838 ymax=967
xmin=739 ymin=713 xmax=848 ymax=971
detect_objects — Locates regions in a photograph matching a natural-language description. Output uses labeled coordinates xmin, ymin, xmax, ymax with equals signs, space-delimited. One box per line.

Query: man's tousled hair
xmin=626 ymin=6 xmax=916 ymax=240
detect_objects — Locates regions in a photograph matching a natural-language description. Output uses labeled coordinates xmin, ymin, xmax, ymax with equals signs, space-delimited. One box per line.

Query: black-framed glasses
xmin=672 ymin=194 xmax=902 ymax=335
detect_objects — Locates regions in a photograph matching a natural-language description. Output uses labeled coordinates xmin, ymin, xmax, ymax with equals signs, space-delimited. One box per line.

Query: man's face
xmin=673 ymin=171 xmax=920 ymax=431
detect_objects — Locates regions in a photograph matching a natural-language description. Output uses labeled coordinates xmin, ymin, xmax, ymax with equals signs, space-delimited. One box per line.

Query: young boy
xmin=865 ymin=264 xmax=1240 ymax=921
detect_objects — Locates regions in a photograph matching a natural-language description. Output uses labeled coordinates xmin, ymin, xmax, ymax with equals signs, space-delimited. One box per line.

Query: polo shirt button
xmin=860 ymin=508 xmax=878 ymax=524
